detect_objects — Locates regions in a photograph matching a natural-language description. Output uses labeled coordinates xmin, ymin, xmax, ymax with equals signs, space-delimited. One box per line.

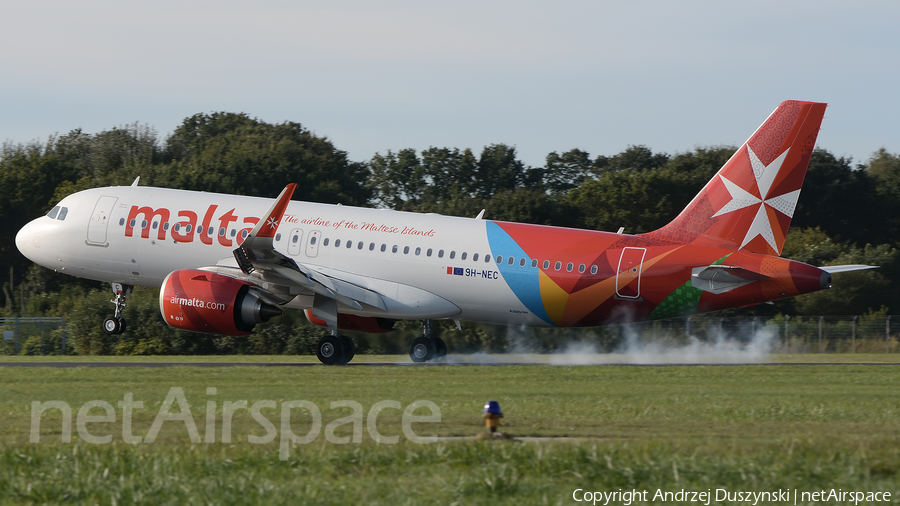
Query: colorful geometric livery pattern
xmin=486 ymin=101 xmax=829 ymax=327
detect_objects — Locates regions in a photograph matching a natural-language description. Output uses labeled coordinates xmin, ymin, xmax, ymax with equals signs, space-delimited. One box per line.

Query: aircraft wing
xmin=230 ymin=184 xmax=387 ymax=313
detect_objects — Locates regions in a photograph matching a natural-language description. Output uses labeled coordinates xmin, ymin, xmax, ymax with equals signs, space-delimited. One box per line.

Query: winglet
xmin=249 ymin=184 xmax=297 ymax=240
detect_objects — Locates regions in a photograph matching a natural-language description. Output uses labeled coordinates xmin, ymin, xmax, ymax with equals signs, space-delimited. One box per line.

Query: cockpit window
xmin=46 ymin=206 xmax=68 ymax=220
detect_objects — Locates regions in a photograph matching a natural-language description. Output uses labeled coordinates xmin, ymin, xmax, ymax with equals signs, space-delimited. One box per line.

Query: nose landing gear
xmin=102 ymin=283 xmax=132 ymax=335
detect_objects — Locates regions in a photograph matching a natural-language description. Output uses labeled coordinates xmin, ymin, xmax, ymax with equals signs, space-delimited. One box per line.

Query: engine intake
xmin=160 ymin=269 xmax=282 ymax=335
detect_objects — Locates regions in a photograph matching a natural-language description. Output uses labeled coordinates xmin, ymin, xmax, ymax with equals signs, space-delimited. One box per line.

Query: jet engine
xmin=160 ymin=269 xmax=282 ymax=335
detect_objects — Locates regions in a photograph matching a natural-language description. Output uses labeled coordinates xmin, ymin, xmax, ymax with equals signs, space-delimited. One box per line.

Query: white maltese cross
xmin=712 ymin=146 xmax=800 ymax=253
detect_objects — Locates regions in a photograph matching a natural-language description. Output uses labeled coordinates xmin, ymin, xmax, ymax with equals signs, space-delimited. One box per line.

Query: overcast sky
xmin=1 ymin=1 xmax=897 ymax=168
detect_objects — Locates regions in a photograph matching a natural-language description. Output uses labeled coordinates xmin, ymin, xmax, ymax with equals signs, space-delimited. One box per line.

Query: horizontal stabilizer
xmin=820 ymin=264 xmax=879 ymax=274
xmin=691 ymin=265 xmax=768 ymax=295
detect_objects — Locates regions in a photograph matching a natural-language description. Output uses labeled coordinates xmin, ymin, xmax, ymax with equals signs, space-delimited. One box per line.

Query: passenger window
xmin=218 ymin=227 xmax=225 ymax=236
xmin=119 ymin=218 xmax=125 ymax=226
xmin=508 ymin=257 xmax=514 ymax=266
xmin=520 ymin=258 xmax=526 ymax=267
xmin=438 ymin=250 xmax=444 ymax=258
xmin=403 ymin=246 xmax=410 ymax=254
xmin=566 ymin=262 xmax=574 ymax=272
xmin=461 ymin=252 xmax=467 ymax=260
xmin=164 ymin=223 xmax=170 ymax=231
xmin=392 ymin=245 xmax=398 ymax=253
xmin=186 ymin=224 xmax=193 ymax=233
xmin=335 ymin=239 xmax=341 ymax=247
xmin=543 ymin=260 xmax=550 ymax=269
xmin=381 ymin=244 xmax=386 ymax=252
xmin=274 ymin=232 xmax=280 ymax=241
xmin=174 ymin=224 xmax=181 ymax=232
xmin=473 ymin=253 xmax=479 ymax=262
xmin=130 ymin=219 xmax=136 ymax=227
xmin=531 ymin=259 xmax=538 ymax=268
xmin=199 ymin=226 xmax=204 ymax=234
xmin=347 ymin=241 xmax=353 ymax=249
xmin=47 ymin=206 xmax=60 ymax=219
xmin=141 ymin=220 xmax=148 ymax=229
xmin=427 ymin=248 xmax=433 ymax=257
xmin=323 ymin=238 xmax=330 ymax=246
xmin=415 ymin=247 xmax=421 ymax=255
xmin=450 ymin=251 xmax=456 ymax=259
xmin=496 ymin=255 xmax=502 ymax=264
xmin=153 ymin=222 xmax=159 ymax=230
xmin=241 ymin=230 xmax=248 ymax=238
xmin=554 ymin=261 xmax=561 ymax=271
xmin=578 ymin=264 xmax=585 ymax=273
xmin=358 ymin=242 xmax=363 ymax=250
xmin=230 ymin=229 xmax=235 ymax=237
xmin=58 ymin=207 xmax=68 ymax=220
xmin=485 ymin=254 xmax=491 ymax=263
xmin=590 ymin=265 xmax=598 ymax=275
xmin=369 ymin=243 xmax=375 ymax=251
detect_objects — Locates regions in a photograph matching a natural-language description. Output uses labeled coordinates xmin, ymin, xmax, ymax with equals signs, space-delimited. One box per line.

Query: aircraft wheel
xmin=118 ymin=318 xmax=127 ymax=334
xmin=409 ymin=336 xmax=435 ymax=363
xmin=316 ymin=335 xmax=344 ymax=365
xmin=339 ymin=335 xmax=355 ymax=364
xmin=434 ymin=337 xmax=447 ymax=359
xmin=103 ymin=316 xmax=122 ymax=335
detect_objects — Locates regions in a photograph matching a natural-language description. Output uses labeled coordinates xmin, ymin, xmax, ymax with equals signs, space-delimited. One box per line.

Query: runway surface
xmin=2 ymin=361 xmax=899 ymax=367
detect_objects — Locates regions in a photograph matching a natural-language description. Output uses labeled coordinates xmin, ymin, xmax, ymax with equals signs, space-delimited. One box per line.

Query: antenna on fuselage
xmin=131 ymin=176 xmax=140 ymax=187
xmin=617 ymin=227 xmax=625 ymax=234
xmin=475 ymin=209 xmax=485 ymax=220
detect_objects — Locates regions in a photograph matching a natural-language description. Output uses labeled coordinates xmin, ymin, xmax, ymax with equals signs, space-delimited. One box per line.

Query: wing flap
xmin=231 ymin=184 xmax=388 ymax=312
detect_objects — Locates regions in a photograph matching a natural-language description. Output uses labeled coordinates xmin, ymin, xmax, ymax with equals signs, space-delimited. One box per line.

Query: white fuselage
xmin=16 ymin=185 xmax=553 ymax=327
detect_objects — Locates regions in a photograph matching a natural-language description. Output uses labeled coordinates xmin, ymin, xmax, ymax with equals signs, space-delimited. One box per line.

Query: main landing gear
xmin=316 ymin=332 xmax=356 ymax=365
xmin=103 ymin=283 xmax=132 ymax=335
xmin=408 ymin=320 xmax=447 ymax=363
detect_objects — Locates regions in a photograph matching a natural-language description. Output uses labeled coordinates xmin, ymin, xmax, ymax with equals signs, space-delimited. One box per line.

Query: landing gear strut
xmin=316 ymin=332 xmax=355 ymax=365
xmin=409 ymin=320 xmax=447 ymax=363
xmin=311 ymin=294 xmax=356 ymax=365
xmin=103 ymin=283 xmax=132 ymax=335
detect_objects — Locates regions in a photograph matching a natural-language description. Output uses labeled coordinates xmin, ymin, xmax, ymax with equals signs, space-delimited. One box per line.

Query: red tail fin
xmin=645 ymin=100 xmax=827 ymax=256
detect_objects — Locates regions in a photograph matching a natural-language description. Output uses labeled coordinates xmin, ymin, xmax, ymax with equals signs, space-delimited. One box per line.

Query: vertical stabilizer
xmin=645 ymin=100 xmax=827 ymax=256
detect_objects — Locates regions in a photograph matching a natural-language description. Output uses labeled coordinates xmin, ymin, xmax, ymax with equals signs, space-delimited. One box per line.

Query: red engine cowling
xmin=304 ymin=310 xmax=396 ymax=333
xmin=160 ymin=269 xmax=282 ymax=335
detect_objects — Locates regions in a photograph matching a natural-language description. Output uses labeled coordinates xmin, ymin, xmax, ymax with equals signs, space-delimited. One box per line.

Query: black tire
xmin=103 ymin=316 xmax=121 ymax=335
xmin=409 ymin=336 xmax=435 ymax=363
xmin=339 ymin=335 xmax=355 ymax=365
xmin=118 ymin=318 xmax=127 ymax=334
xmin=316 ymin=335 xmax=344 ymax=365
xmin=433 ymin=337 xmax=447 ymax=359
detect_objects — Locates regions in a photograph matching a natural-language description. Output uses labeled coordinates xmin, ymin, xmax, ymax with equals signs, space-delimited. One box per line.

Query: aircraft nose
xmin=16 ymin=219 xmax=45 ymax=264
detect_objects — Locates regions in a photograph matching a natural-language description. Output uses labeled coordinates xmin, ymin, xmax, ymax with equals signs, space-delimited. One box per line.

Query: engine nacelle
xmin=160 ymin=269 xmax=282 ymax=335
xmin=304 ymin=310 xmax=396 ymax=334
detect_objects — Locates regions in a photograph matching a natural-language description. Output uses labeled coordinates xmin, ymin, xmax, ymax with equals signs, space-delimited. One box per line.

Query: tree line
xmin=1 ymin=112 xmax=898 ymax=354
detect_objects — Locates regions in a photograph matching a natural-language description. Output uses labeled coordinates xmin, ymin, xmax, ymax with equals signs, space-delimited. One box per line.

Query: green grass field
xmin=1 ymin=358 xmax=899 ymax=504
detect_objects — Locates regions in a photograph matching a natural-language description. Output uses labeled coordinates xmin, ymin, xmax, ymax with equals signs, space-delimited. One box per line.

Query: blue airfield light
xmin=483 ymin=400 xmax=503 ymax=433
xmin=483 ymin=400 xmax=503 ymax=417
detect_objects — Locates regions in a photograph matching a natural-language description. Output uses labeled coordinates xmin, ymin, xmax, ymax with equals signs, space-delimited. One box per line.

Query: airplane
xmin=15 ymin=100 xmax=874 ymax=364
